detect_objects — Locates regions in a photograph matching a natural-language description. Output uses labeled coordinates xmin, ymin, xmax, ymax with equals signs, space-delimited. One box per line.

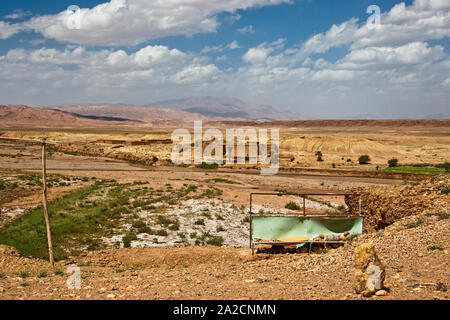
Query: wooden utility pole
xmin=41 ymin=139 xmax=55 ymax=266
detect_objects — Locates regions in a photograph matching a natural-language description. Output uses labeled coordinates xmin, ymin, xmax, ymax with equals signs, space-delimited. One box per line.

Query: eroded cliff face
xmin=346 ymin=175 xmax=449 ymax=233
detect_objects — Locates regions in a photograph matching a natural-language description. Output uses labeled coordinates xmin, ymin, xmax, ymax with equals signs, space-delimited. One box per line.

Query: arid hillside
xmin=0 ymin=105 xmax=141 ymax=127
xmin=50 ymin=105 xmax=210 ymax=123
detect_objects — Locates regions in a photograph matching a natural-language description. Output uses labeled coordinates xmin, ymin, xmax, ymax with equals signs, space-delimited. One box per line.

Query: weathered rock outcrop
xmin=346 ymin=176 xmax=449 ymax=233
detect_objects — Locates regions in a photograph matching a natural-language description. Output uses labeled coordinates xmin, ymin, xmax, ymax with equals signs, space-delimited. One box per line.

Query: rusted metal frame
xmin=249 ymin=192 xmax=353 ymax=253
xmin=253 ymin=240 xmax=349 ymax=245
xmin=250 ymin=192 xmax=348 ymax=196
xmin=249 ymin=193 xmax=253 ymax=248
xmin=251 ymin=214 xmax=361 ymax=218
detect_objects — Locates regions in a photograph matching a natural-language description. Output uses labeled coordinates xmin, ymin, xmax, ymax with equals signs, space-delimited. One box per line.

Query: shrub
xmin=168 ymin=222 xmax=180 ymax=231
xmin=427 ymin=245 xmax=444 ymax=251
xmin=439 ymin=186 xmax=449 ymax=195
xmin=206 ymin=236 xmax=224 ymax=247
xmin=190 ymin=232 xmax=197 ymax=239
xmin=388 ymin=158 xmax=399 ymax=167
xmin=156 ymin=215 xmax=177 ymax=227
xmin=439 ymin=162 xmax=450 ymax=172
xmin=285 ymin=202 xmax=301 ymax=211
xmin=122 ymin=232 xmax=138 ymax=248
xmin=216 ymin=225 xmax=226 ymax=232
xmin=425 ymin=212 xmax=449 ymax=220
xmin=405 ymin=217 xmax=424 ymax=229
xmin=315 ymin=151 xmax=323 ymax=162
xmin=131 ymin=220 xmax=146 ymax=229
xmin=197 ymin=162 xmax=219 ymax=169
xmin=194 ymin=219 xmax=205 ymax=225
xmin=358 ymin=155 xmax=371 ymax=164
xmin=155 ymin=229 xmax=168 ymax=236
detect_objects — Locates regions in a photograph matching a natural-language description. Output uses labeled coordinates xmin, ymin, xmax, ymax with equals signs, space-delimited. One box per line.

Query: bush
xmin=358 ymin=155 xmax=371 ymax=164
xmin=206 ymin=236 xmax=224 ymax=247
xmin=439 ymin=186 xmax=449 ymax=195
xmin=122 ymin=233 xmax=138 ymax=248
xmin=155 ymin=229 xmax=168 ymax=236
xmin=439 ymin=162 xmax=450 ymax=172
xmin=427 ymin=245 xmax=444 ymax=251
xmin=197 ymin=162 xmax=219 ymax=169
xmin=168 ymin=222 xmax=180 ymax=231
xmin=131 ymin=220 xmax=146 ymax=229
xmin=388 ymin=158 xmax=399 ymax=167
xmin=285 ymin=202 xmax=301 ymax=210
xmin=194 ymin=219 xmax=205 ymax=225
xmin=216 ymin=225 xmax=226 ymax=232
xmin=315 ymin=151 xmax=323 ymax=162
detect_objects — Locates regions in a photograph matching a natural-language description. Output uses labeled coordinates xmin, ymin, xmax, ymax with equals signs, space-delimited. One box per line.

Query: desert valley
xmin=0 ymin=102 xmax=448 ymax=300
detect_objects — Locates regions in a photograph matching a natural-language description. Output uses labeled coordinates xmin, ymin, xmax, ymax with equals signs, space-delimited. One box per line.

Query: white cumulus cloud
xmin=1 ymin=0 xmax=291 ymax=45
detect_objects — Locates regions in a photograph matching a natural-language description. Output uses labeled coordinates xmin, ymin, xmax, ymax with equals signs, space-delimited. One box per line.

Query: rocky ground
xmin=0 ymin=210 xmax=448 ymax=300
xmin=0 ymin=141 xmax=448 ymax=300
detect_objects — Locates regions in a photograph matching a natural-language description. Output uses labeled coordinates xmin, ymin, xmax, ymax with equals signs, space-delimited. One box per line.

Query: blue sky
xmin=0 ymin=0 xmax=449 ymax=118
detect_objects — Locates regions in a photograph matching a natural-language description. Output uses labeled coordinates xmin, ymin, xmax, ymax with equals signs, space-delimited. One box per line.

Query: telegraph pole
xmin=41 ymin=139 xmax=55 ymax=266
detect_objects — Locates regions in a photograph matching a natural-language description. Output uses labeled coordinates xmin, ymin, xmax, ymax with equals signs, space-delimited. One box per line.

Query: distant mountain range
xmin=146 ymin=96 xmax=298 ymax=120
xmin=48 ymin=104 xmax=210 ymax=123
xmin=47 ymin=96 xmax=299 ymax=122
xmin=1 ymin=96 xmax=448 ymax=128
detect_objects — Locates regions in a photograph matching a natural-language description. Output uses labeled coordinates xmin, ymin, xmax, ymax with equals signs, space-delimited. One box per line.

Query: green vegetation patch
xmin=384 ymin=167 xmax=448 ymax=175
xmin=427 ymin=245 xmax=444 ymax=251
xmin=285 ymin=202 xmax=301 ymax=211
xmin=197 ymin=162 xmax=219 ymax=169
xmin=0 ymin=181 xmax=140 ymax=260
